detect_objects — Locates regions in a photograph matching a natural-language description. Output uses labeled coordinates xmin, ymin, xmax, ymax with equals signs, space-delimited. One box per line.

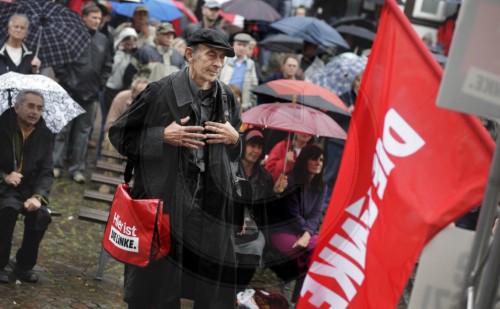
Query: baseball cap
xmin=134 ymin=6 xmax=148 ymax=14
xmin=156 ymin=22 xmax=175 ymax=34
xmin=187 ymin=28 xmax=235 ymax=57
xmin=203 ymin=0 xmax=220 ymax=9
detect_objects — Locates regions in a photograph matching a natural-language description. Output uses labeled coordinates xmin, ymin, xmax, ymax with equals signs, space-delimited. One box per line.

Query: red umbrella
xmin=251 ymin=79 xmax=350 ymax=117
xmin=242 ymin=103 xmax=346 ymax=139
xmin=219 ymin=10 xmax=244 ymax=28
xmin=172 ymin=0 xmax=197 ymax=23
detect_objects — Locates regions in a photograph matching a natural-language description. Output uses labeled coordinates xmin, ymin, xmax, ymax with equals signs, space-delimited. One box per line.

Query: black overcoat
xmin=109 ymin=68 xmax=242 ymax=307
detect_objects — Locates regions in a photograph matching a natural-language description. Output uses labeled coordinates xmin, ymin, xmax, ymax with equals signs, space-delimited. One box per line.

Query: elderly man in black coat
xmin=110 ymin=28 xmax=242 ymax=309
xmin=0 ymin=90 xmax=54 ymax=284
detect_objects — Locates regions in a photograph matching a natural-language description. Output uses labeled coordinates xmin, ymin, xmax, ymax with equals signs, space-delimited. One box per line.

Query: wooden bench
xmin=78 ymin=158 xmax=128 ymax=280
xmin=78 ymin=206 xmax=110 ymax=281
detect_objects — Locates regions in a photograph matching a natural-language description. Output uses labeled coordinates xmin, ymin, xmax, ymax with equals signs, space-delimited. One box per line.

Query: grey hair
xmin=8 ymin=14 xmax=29 ymax=28
xmin=131 ymin=76 xmax=150 ymax=90
xmin=184 ymin=44 xmax=199 ymax=62
xmin=15 ymin=90 xmax=45 ymax=107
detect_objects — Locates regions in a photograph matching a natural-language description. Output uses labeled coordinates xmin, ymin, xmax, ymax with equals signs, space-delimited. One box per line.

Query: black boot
xmin=0 ymin=268 xmax=9 ymax=284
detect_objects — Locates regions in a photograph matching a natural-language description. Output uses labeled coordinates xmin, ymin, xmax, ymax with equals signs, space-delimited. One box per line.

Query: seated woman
xmin=233 ymin=128 xmax=286 ymax=289
xmin=269 ymin=144 xmax=326 ymax=276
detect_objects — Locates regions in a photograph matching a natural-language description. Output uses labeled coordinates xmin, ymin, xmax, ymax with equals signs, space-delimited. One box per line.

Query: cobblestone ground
xmin=0 ymin=153 xmax=285 ymax=309
xmin=0 ymin=114 xmax=409 ymax=309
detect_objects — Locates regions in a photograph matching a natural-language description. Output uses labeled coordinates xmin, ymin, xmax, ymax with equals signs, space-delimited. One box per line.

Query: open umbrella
xmin=242 ymin=103 xmax=346 ymax=139
xmin=219 ymin=10 xmax=244 ymax=28
xmin=259 ymin=34 xmax=328 ymax=54
xmin=109 ymin=0 xmax=183 ymax=21
xmin=330 ymin=16 xmax=377 ymax=32
xmin=220 ymin=0 xmax=281 ymax=22
xmin=0 ymin=72 xmax=85 ymax=133
xmin=270 ymin=16 xmax=349 ymax=49
xmin=172 ymin=0 xmax=197 ymax=23
xmin=251 ymin=80 xmax=349 ymax=116
xmin=308 ymin=54 xmax=368 ymax=95
xmin=0 ymin=0 xmax=91 ymax=68
xmin=335 ymin=25 xmax=376 ymax=42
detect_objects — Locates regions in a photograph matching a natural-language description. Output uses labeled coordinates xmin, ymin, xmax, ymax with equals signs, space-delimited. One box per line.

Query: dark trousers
xmin=125 ymin=179 xmax=236 ymax=309
xmin=235 ymin=253 xmax=259 ymax=288
xmin=0 ymin=207 xmax=48 ymax=270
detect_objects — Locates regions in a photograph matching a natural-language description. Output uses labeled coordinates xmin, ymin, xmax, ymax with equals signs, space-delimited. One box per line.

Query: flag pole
xmin=462 ymin=131 xmax=500 ymax=309
xmin=475 ymin=219 xmax=500 ymax=309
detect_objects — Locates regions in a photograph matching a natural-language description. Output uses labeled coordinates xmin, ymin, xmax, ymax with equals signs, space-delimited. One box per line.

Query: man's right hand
xmin=4 ymin=172 xmax=23 ymax=187
xmin=163 ymin=116 xmax=206 ymax=149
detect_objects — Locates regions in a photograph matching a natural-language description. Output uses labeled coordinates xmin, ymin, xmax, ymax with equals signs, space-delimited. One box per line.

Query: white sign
xmin=436 ymin=0 xmax=500 ymax=119
xmin=409 ymin=226 xmax=500 ymax=309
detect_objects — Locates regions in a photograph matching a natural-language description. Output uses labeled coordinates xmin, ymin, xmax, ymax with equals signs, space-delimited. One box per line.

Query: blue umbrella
xmin=110 ymin=0 xmax=183 ymax=21
xmin=270 ymin=16 xmax=349 ymax=49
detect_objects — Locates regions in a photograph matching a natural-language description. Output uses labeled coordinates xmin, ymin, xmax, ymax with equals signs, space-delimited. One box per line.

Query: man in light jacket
xmin=219 ymin=33 xmax=259 ymax=111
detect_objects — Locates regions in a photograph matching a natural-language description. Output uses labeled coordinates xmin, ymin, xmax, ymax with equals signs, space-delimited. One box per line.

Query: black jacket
xmin=109 ymin=68 xmax=241 ymax=307
xmin=0 ymin=108 xmax=54 ymax=211
xmin=0 ymin=40 xmax=35 ymax=75
xmin=53 ymin=29 xmax=112 ymax=102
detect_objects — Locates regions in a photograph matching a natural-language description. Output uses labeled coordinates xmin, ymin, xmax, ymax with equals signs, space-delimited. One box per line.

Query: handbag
xmin=102 ymin=159 xmax=170 ymax=267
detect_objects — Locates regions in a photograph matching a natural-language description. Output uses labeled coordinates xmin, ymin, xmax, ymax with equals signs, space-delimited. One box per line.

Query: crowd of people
xmin=0 ymin=0 xmax=485 ymax=308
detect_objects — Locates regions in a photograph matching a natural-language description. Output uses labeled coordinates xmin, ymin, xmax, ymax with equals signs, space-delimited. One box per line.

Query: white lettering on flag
xmin=301 ymin=108 xmax=425 ymax=307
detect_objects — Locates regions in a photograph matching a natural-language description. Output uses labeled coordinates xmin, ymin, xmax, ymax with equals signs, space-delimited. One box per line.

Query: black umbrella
xmin=259 ymin=34 xmax=329 ymax=54
xmin=331 ymin=16 xmax=377 ymax=32
xmin=336 ymin=25 xmax=376 ymax=42
xmin=220 ymin=0 xmax=281 ymax=22
xmin=0 ymin=0 xmax=91 ymax=68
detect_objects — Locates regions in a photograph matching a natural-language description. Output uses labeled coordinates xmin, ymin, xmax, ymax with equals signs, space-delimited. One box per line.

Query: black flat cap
xmin=187 ymin=28 xmax=235 ymax=57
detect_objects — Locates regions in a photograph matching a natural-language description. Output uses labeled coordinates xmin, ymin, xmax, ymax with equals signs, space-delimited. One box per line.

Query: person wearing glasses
xmin=0 ymin=90 xmax=54 ymax=284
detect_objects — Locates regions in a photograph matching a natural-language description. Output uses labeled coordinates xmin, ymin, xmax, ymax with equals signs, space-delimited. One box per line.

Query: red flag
xmin=297 ymin=0 xmax=494 ymax=308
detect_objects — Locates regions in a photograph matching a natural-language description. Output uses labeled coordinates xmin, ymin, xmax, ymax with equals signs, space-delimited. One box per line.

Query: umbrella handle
xmin=282 ymin=132 xmax=292 ymax=175
xmin=7 ymin=89 xmax=17 ymax=171
xmin=35 ymin=26 xmax=43 ymax=59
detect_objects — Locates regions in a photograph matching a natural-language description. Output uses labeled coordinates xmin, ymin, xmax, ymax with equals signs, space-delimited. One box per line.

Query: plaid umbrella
xmin=0 ymin=0 xmax=91 ymax=68
xmin=308 ymin=54 xmax=368 ymax=95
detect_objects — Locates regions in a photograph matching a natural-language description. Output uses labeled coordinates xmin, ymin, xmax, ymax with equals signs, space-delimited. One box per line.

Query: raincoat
xmin=109 ymin=68 xmax=242 ymax=308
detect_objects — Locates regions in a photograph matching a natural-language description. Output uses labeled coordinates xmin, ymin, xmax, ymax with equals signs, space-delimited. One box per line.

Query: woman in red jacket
xmin=265 ymin=133 xmax=313 ymax=183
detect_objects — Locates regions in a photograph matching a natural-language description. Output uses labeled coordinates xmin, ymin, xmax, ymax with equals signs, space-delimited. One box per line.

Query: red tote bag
xmin=103 ymin=183 xmax=171 ymax=267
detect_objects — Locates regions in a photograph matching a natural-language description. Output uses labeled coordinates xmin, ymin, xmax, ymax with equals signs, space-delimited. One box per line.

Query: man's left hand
xmin=204 ymin=121 xmax=239 ymax=145
xmin=24 ymin=197 xmax=41 ymax=212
